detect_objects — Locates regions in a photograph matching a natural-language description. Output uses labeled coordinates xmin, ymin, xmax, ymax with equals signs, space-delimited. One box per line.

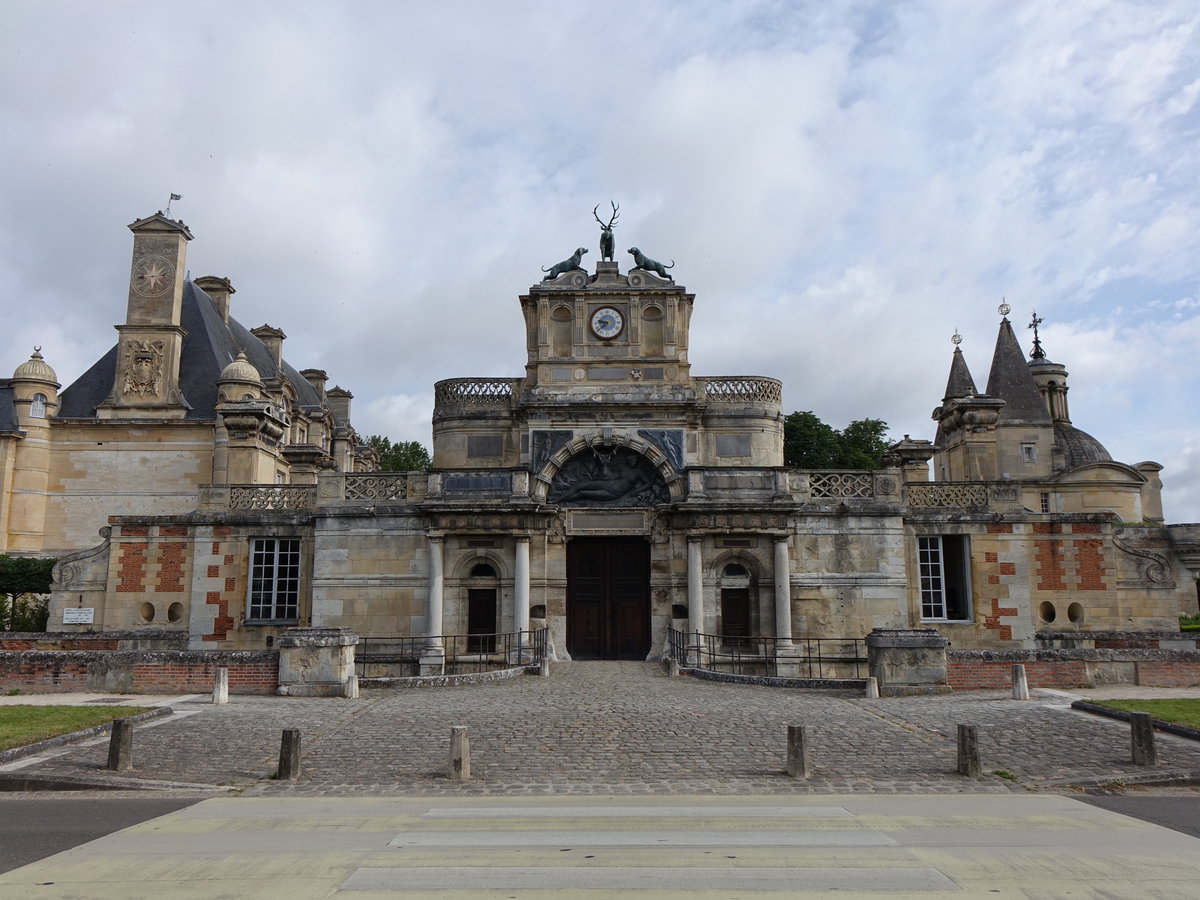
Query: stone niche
xmin=276 ymin=626 xmax=359 ymax=697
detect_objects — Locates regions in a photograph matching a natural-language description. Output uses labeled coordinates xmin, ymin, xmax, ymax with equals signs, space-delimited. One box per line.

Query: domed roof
xmin=218 ymin=351 xmax=262 ymax=384
xmin=12 ymin=348 xmax=58 ymax=384
xmin=1055 ymin=422 xmax=1111 ymax=468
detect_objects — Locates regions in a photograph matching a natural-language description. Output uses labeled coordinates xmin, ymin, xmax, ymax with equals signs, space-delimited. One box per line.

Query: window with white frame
xmin=248 ymin=538 xmax=301 ymax=622
xmin=918 ymin=535 xmax=971 ymax=621
xmin=30 ymin=393 xmax=47 ymax=417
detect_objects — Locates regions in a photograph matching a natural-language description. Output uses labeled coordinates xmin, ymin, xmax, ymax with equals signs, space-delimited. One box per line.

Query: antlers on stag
xmin=593 ymin=201 xmax=619 ymax=261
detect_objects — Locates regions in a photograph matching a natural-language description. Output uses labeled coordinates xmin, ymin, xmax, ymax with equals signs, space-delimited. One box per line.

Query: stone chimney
xmin=300 ymin=368 xmax=328 ymax=401
xmin=251 ymin=324 xmax=286 ymax=369
xmin=194 ymin=275 xmax=235 ymax=323
xmin=327 ymin=386 xmax=353 ymax=423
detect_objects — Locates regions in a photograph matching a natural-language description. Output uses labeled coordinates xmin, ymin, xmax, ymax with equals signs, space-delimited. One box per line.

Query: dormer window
xmin=30 ymin=393 xmax=47 ymax=418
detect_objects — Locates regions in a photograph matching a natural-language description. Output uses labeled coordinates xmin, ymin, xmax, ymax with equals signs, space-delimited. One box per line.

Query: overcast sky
xmin=3 ymin=0 xmax=1199 ymax=521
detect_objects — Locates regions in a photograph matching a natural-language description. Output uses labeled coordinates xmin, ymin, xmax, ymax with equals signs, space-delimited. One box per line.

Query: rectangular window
xmin=1021 ymin=443 xmax=1037 ymax=463
xmin=1040 ymin=492 xmax=1050 ymax=513
xmin=248 ymin=538 xmax=301 ymax=622
xmin=918 ymin=535 xmax=971 ymax=621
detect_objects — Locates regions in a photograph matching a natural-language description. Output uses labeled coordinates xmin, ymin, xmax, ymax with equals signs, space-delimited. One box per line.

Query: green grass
xmin=0 ymin=706 xmax=152 ymax=752
xmin=1090 ymin=698 xmax=1200 ymax=730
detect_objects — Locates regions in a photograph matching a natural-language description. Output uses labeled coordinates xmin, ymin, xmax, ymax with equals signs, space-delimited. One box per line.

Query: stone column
xmin=514 ymin=536 xmax=531 ymax=664
xmin=420 ymin=536 xmax=446 ymax=676
xmin=687 ymin=535 xmax=704 ymax=666
xmin=515 ymin=536 xmax=531 ymax=633
xmin=773 ymin=536 xmax=794 ymax=647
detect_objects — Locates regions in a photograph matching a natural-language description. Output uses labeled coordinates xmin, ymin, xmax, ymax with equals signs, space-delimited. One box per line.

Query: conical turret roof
xmin=985 ymin=318 xmax=1051 ymax=425
xmin=942 ymin=347 xmax=978 ymax=401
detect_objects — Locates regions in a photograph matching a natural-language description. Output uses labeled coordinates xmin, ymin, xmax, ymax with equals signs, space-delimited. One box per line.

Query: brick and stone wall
xmin=948 ymin=648 xmax=1200 ymax=689
xmin=0 ymin=649 xmax=278 ymax=694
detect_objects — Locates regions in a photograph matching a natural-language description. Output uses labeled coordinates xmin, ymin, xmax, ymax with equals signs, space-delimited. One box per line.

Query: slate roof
xmin=942 ymin=347 xmax=978 ymax=401
xmin=1055 ymin=422 xmax=1112 ymax=468
xmin=58 ymin=281 xmax=323 ymax=419
xmin=0 ymin=384 xmax=18 ymax=432
xmin=985 ymin=319 xmax=1051 ymax=425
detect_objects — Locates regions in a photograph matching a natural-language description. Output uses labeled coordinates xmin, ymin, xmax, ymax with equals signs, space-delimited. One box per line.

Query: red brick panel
xmin=1135 ymin=662 xmax=1200 ymax=687
xmin=160 ymin=525 xmax=189 ymax=537
xmin=130 ymin=663 xmax=278 ymax=694
xmin=155 ymin=542 xmax=187 ymax=593
xmin=986 ymin=523 xmax=1013 ymax=533
xmin=116 ymin=542 xmax=148 ymax=592
xmin=1034 ymin=540 xmax=1067 ymax=591
xmin=1074 ymin=539 xmax=1107 ymax=591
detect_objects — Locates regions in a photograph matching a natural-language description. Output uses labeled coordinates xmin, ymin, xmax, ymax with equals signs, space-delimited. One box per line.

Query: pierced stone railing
xmin=810 ymin=472 xmax=875 ymax=499
xmin=696 ymin=376 xmax=783 ymax=405
xmin=904 ymin=483 xmax=1020 ymax=509
xmin=344 ymin=473 xmax=409 ymax=502
xmin=228 ymin=485 xmax=316 ymax=510
xmin=434 ymin=378 xmax=516 ymax=406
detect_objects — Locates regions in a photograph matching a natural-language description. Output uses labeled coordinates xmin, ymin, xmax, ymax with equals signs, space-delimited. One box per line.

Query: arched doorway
xmin=566 ymin=537 xmax=650 ymax=660
xmin=466 ymin=562 xmax=498 ymax=653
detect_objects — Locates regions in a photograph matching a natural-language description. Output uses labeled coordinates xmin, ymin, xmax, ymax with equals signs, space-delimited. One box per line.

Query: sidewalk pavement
xmin=4 ymin=793 xmax=1200 ymax=898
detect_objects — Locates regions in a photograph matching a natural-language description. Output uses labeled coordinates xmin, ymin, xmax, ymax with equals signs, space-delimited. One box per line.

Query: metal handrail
xmin=355 ymin=628 xmax=547 ymax=679
xmin=667 ymin=626 xmax=867 ymax=679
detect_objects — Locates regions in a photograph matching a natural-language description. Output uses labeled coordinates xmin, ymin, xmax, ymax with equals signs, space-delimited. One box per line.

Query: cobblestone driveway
xmin=21 ymin=662 xmax=1200 ymax=795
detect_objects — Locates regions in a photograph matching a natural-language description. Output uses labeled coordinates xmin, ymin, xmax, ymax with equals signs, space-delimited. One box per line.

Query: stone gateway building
xmin=4 ymin=212 xmax=1199 ymax=673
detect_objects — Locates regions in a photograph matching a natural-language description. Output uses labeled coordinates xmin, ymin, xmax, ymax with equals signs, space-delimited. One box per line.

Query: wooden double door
xmin=566 ymin=537 xmax=651 ymax=660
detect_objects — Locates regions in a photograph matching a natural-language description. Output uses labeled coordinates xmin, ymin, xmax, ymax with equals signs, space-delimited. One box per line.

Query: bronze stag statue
xmin=593 ymin=201 xmax=619 ymax=262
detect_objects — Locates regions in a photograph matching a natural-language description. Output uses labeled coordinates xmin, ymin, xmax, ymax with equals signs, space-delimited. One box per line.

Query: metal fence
xmin=667 ymin=627 xmax=867 ymax=679
xmin=356 ymin=628 xmax=548 ymax=679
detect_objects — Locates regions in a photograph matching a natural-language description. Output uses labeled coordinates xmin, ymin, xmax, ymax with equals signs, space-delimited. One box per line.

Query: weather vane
xmin=1028 ymin=309 xmax=1046 ymax=359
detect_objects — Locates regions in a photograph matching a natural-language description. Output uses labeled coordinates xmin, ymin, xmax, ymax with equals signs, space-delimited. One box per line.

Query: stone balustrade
xmin=433 ymin=378 xmax=518 ymax=419
xmin=695 ymin=376 xmax=783 ymax=407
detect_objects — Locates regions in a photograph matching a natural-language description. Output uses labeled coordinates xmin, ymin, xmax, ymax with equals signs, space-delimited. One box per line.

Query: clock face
xmin=590 ymin=306 xmax=625 ymax=340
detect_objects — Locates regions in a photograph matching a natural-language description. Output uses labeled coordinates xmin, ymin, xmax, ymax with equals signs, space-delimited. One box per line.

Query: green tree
xmin=0 ymin=555 xmax=56 ymax=632
xmin=365 ymin=435 xmax=432 ymax=472
xmin=783 ymin=412 xmax=891 ymax=469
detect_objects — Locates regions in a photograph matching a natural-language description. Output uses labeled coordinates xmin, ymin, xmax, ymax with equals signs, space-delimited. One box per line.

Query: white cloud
xmin=2 ymin=0 xmax=1199 ymax=518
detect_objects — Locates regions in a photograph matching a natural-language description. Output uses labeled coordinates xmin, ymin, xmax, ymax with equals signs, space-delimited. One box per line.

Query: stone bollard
xmin=1131 ymin=713 xmax=1157 ymax=766
xmin=213 ymin=668 xmax=229 ymax=705
xmin=277 ymin=728 xmax=302 ymax=780
xmin=106 ymin=718 xmax=133 ymax=772
xmin=865 ymin=676 xmax=880 ymax=699
xmin=539 ymin=657 xmax=551 ymax=678
xmin=786 ymin=725 xmax=811 ymax=779
xmin=1011 ymin=664 xmax=1030 ymax=701
xmin=957 ymin=724 xmax=981 ymax=777
xmin=667 ymin=658 xmax=681 ymax=678
xmin=449 ymin=725 xmax=471 ymax=781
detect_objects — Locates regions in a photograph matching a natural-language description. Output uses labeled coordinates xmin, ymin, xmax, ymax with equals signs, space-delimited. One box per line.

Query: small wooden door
xmin=721 ymin=587 xmax=751 ymax=649
xmin=467 ymin=588 xmax=497 ymax=653
xmin=567 ymin=538 xmax=650 ymax=660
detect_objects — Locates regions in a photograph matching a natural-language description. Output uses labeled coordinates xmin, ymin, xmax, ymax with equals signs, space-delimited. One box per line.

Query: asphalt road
xmin=1078 ymin=794 xmax=1200 ymax=840
xmin=0 ymin=796 xmax=202 ymax=874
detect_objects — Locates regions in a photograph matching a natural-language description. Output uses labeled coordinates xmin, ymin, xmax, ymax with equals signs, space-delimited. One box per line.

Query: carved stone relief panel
xmin=548 ymin=448 xmax=669 ymax=507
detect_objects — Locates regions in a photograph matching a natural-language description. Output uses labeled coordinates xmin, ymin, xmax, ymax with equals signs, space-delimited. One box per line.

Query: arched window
xmin=30 ymin=393 xmax=47 ymax=418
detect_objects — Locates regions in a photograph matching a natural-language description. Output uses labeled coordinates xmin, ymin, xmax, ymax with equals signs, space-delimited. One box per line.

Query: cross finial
xmin=1028 ymin=309 xmax=1046 ymax=359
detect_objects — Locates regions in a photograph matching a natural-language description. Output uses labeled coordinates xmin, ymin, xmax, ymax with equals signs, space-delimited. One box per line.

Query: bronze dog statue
xmin=628 ymin=247 xmax=674 ymax=281
xmin=542 ymin=247 xmax=588 ymax=281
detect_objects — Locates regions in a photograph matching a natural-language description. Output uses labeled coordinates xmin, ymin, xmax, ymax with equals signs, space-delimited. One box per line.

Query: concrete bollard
xmin=957 ymin=724 xmax=981 ymax=777
xmin=1011 ymin=664 xmax=1030 ymax=701
xmin=106 ymin=718 xmax=133 ymax=772
xmin=539 ymin=657 xmax=551 ymax=677
xmin=865 ymin=676 xmax=880 ymax=699
xmin=449 ymin=725 xmax=471 ymax=781
xmin=786 ymin=725 xmax=811 ymax=779
xmin=277 ymin=728 xmax=302 ymax=780
xmin=213 ymin=668 xmax=229 ymax=705
xmin=1131 ymin=713 xmax=1157 ymax=766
